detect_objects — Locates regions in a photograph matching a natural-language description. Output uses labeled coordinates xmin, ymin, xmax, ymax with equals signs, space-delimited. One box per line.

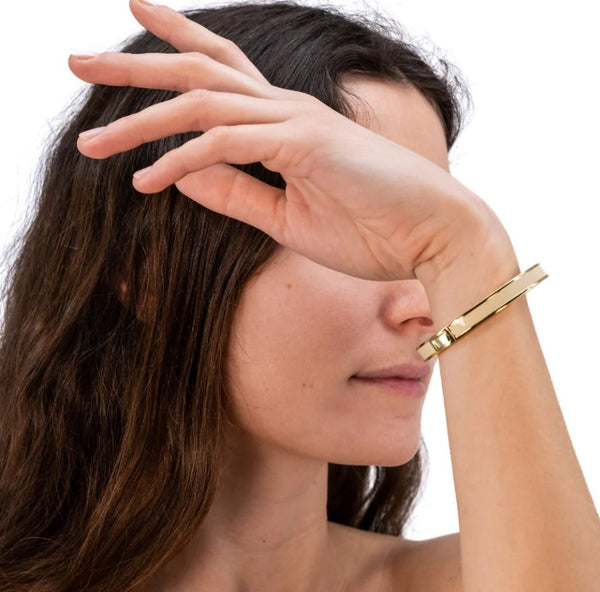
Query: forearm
xmin=421 ymin=250 xmax=600 ymax=591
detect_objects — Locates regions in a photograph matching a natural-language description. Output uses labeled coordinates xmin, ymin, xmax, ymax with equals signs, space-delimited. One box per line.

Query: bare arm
xmin=418 ymin=244 xmax=600 ymax=592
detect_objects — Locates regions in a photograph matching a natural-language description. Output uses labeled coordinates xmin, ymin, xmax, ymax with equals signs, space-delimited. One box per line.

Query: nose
xmin=379 ymin=279 xmax=434 ymax=332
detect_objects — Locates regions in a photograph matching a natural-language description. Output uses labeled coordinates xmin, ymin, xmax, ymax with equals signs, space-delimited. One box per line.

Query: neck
xmin=149 ymin=426 xmax=341 ymax=592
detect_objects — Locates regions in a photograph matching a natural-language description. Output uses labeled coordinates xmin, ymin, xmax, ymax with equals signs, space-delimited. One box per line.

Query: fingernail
xmin=133 ymin=167 xmax=152 ymax=179
xmin=138 ymin=0 xmax=160 ymax=5
xmin=79 ymin=127 xmax=106 ymax=140
xmin=71 ymin=52 xmax=100 ymax=60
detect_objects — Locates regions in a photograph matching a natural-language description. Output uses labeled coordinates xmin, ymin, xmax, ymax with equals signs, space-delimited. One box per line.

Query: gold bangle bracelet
xmin=417 ymin=263 xmax=548 ymax=361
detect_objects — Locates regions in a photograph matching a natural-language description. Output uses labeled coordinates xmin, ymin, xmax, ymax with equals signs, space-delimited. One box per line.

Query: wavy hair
xmin=0 ymin=2 xmax=470 ymax=591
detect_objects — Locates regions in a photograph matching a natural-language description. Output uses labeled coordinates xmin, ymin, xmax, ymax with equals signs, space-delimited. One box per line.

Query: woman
xmin=1 ymin=0 xmax=598 ymax=590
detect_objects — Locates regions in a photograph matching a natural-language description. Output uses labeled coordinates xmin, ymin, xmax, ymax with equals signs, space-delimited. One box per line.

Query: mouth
xmin=350 ymin=363 xmax=431 ymax=397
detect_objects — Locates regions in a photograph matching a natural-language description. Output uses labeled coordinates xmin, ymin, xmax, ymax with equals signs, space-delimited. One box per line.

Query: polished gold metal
xmin=417 ymin=263 xmax=548 ymax=361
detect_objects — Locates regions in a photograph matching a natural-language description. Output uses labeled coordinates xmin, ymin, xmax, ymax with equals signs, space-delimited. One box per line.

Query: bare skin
xmin=137 ymin=80 xmax=452 ymax=592
xmin=70 ymin=1 xmax=600 ymax=591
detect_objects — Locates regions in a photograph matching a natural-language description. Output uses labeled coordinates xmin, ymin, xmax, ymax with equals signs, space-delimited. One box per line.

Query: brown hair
xmin=0 ymin=2 xmax=470 ymax=590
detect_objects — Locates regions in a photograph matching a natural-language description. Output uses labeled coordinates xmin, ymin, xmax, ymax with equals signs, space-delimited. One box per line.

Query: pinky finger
xmin=174 ymin=163 xmax=286 ymax=239
xmin=132 ymin=123 xmax=289 ymax=193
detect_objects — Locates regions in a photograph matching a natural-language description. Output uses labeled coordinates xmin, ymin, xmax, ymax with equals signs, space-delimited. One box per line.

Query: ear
xmin=117 ymin=279 xmax=128 ymax=303
xmin=116 ymin=278 xmax=155 ymax=324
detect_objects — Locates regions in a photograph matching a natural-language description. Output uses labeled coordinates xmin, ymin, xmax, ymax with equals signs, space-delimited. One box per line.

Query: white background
xmin=1 ymin=0 xmax=598 ymax=540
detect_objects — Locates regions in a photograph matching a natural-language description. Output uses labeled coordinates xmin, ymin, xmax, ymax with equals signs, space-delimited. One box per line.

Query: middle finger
xmin=76 ymin=89 xmax=291 ymax=159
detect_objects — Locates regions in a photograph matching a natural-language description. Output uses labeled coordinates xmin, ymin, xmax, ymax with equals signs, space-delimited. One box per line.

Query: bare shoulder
xmin=328 ymin=523 xmax=462 ymax=592
xmin=382 ymin=532 xmax=462 ymax=592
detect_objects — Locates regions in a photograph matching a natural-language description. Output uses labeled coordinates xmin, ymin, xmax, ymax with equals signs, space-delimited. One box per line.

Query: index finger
xmin=129 ymin=0 xmax=268 ymax=83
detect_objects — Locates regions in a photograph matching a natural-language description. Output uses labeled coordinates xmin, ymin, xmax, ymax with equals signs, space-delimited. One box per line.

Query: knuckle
xmin=282 ymin=88 xmax=321 ymax=106
xmin=205 ymin=126 xmax=228 ymax=144
xmin=183 ymin=51 xmax=211 ymax=69
xmin=212 ymin=38 xmax=240 ymax=61
xmin=185 ymin=88 xmax=212 ymax=102
xmin=162 ymin=148 xmax=188 ymax=177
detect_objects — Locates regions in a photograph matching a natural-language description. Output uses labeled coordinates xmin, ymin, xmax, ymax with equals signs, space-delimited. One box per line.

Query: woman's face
xmin=226 ymin=78 xmax=449 ymax=467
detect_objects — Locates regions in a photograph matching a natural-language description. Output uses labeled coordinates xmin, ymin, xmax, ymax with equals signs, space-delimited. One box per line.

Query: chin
xmin=327 ymin=431 xmax=423 ymax=467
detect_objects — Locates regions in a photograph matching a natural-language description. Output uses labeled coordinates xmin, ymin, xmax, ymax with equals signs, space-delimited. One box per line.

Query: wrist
xmin=415 ymin=194 xmax=520 ymax=326
xmin=417 ymin=264 xmax=547 ymax=360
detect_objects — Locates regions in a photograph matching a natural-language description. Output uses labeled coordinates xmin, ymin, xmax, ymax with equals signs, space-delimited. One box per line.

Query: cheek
xmin=229 ymin=276 xmax=366 ymax=385
xmin=225 ymin=275 xmax=367 ymax=435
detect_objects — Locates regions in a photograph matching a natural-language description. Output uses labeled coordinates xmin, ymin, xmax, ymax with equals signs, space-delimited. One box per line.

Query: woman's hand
xmin=69 ymin=0 xmax=511 ymax=284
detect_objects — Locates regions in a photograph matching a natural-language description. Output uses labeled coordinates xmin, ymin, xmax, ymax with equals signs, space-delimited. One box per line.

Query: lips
xmin=350 ymin=363 xmax=432 ymax=397
xmin=352 ymin=363 xmax=431 ymax=382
